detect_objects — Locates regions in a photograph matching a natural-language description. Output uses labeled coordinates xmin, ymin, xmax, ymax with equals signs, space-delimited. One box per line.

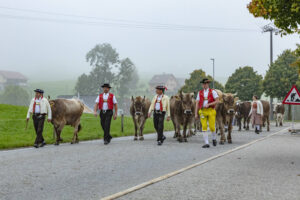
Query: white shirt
xmin=196 ymin=89 xmax=219 ymax=107
xmin=155 ymin=95 xmax=163 ymax=111
xmin=34 ymin=98 xmax=41 ymax=113
xmin=26 ymin=97 xmax=52 ymax=120
xmin=95 ymin=93 xmax=117 ymax=110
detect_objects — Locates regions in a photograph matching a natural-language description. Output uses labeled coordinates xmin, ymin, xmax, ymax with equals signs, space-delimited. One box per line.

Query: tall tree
xmin=116 ymin=58 xmax=138 ymax=106
xmin=264 ymin=50 xmax=298 ymax=120
xmin=247 ymin=0 xmax=300 ymax=34
xmin=291 ymin=44 xmax=300 ymax=87
xmin=75 ymin=43 xmax=139 ymax=113
xmin=74 ymin=74 xmax=91 ymax=95
xmin=225 ymin=66 xmax=263 ymax=101
xmin=76 ymin=43 xmax=119 ymax=95
xmin=263 ymin=50 xmax=298 ymax=98
xmin=0 ymin=85 xmax=30 ymax=106
xmin=181 ymin=69 xmax=224 ymax=93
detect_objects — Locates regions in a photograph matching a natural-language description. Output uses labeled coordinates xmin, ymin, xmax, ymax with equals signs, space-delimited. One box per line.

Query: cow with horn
xmin=49 ymin=98 xmax=84 ymax=145
xmin=130 ymin=96 xmax=151 ymax=141
xmin=170 ymin=92 xmax=195 ymax=142
xmin=215 ymin=90 xmax=239 ymax=144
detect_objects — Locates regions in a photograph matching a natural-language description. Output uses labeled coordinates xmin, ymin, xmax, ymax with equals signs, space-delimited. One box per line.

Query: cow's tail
xmin=78 ymin=124 xmax=82 ymax=132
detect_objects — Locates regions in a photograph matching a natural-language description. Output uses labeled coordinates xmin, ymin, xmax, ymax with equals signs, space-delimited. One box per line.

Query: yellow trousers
xmin=199 ymin=108 xmax=216 ymax=132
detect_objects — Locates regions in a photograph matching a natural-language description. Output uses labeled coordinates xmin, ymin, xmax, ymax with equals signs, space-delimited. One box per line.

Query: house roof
xmin=149 ymin=73 xmax=177 ymax=85
xmin=0 ymin=70 xmax=27 ymax=80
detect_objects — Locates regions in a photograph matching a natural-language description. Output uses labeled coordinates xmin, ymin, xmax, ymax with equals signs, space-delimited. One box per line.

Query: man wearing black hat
xmin=26 ymin=89 xmax=52 ymax=148
xmin=148 ymin=85 xmax=170 ymax=145
xmin=195 ymin=78 xmax=219 ymax=148
xmin=94 ymin=83 xmax=118 ymax=145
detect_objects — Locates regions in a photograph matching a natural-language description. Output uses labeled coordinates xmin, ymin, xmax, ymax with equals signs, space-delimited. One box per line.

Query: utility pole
xmin=210 ymin=58 xmax=215 ymax=88
xmin=262 ymin=24 xmax=279 ymax=120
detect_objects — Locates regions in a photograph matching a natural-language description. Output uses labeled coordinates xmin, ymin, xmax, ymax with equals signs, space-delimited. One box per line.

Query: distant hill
xmin=28 ymin=80 xmax=76 ymax=98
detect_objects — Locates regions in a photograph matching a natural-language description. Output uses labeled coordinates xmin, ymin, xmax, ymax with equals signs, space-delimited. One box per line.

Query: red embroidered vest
xmin=99 ymin=93 xmax=114 ymax=110
xmin=198 ymin=89 xmax=215 ymax=109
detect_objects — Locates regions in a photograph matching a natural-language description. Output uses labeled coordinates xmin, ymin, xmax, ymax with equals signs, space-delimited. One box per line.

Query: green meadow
xmin=0 ymin=104 xmax=174 ymax=149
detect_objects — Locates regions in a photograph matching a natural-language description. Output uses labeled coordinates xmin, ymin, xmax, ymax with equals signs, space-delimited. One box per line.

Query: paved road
xmin=0 ymin=123 xmax=293 ymax=200
xmin=120 ymin=128 xmax=300 ymax=200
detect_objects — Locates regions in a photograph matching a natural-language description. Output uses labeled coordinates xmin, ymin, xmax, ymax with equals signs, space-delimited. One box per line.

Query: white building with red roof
xmin=0 ymin=70 xmax=28 ymax=90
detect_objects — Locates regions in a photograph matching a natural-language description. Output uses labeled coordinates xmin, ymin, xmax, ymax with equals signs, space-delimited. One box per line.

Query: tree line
xmin=1 ymin=42 xmax=299 ymax=117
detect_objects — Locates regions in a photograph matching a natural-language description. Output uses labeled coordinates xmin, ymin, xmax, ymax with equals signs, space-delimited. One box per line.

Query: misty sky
xmin=0 ymin=0 xmax=299 ymax=82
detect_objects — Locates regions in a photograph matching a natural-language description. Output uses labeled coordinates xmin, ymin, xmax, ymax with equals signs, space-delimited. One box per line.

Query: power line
xmin=0 ymin=6 xmax=259 ymax=32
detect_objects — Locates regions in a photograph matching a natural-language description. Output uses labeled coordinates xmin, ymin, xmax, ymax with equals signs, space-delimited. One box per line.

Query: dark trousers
xmin=153 ymin=111 xmax=165 ymax=141
xmin=32 ymin=114 xmax=45 ymax=144
xmin=100 ymin=110 xmax=113 ymax=142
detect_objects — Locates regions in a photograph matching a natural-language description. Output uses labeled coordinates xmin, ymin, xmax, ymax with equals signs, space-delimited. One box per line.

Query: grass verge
xmin=0 ymin=104 xmax=174 ymax=149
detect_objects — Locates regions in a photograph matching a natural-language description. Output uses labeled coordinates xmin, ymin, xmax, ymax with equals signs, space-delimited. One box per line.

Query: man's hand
xmin=47 ymin=119 xmax=51 ymax=123
xmin=195 ymin=114 xmax=198 ymax=120
xmin=26 ymin=118 xmax=29 ymax=122
xmin=113 ymin=113 xmax=117 ymax=120
xmin=166 ymin=116 xmax=170 ymax=121
xmin=94 ymin=111 xmax=98 ymax=117
xmin=204 ymin=104 xmax=210 ymax=108
xmin=148 ymin=112 xmax=151 ymax=118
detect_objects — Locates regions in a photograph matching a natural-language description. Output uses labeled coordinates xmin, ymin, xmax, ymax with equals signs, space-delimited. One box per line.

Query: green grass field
xmin=0 ymin=104 xmax=174 ymax=149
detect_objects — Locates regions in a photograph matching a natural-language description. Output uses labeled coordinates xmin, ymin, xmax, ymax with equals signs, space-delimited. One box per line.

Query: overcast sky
xmin=0 ymin=0 xmax=299 ymax=82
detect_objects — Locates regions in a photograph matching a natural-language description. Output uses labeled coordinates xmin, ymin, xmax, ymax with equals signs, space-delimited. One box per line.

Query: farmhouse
xmin=0 ymin=70 xmax=28 ymax=91
xmin=149 ymin=73 xmax=185 ymax=92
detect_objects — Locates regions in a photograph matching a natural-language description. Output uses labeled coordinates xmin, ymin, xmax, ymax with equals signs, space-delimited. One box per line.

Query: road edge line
xmin=101 ymin=127 xmax=290 ymax=200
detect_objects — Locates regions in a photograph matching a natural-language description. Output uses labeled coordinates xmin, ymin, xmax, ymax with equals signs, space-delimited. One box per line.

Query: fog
xmin=0 ymin=0 xmax=299 ymax=82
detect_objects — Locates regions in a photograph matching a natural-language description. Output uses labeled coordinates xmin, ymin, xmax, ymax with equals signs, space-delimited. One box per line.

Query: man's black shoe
xmin=33 ymin=144 xmax=39 ymax=148
xmin=104 ymin=140 xmax=109 ymax=145
xmin=39 ymin=142 xmax=46 ymax=148
xmin=161 ymin=136 xmax=166 ymax=143
xmin=157 ymin=141 xmax=162 ymax=146
xmin=202 ymin=144 xmax=210 ymax=148
xmin=212 ymin=140 xmax=217 ymax=146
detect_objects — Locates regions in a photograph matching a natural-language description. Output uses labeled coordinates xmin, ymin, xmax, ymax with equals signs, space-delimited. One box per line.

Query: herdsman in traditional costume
xmin=26 ymin=89 xmax=52 ymax=148
xmin=195 ymin=78 xmax=219 ymax=148
xmin=249 ymin=95 xmax=263 ymax=134
xmin=148 ymin=85 xmax=170 ymax=145
xmin=94 ymin=83 xmax=118 ymax=145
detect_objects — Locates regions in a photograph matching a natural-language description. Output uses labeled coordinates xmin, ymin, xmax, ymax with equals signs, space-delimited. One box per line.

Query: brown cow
xmin=49 ymin=99 xmax=84 ymax=145
xmin=261 ymin=100 xmax=270 ymax=131
xmin=215 ymin=92 xmax=238 ymax=144
xmin=130 ymin=96 xmax=151 ymax=141
xmin=273 ymin=103 xmax=285 ymax=127
xmin=235 ymin=101 xmax=251 ymax=131
xmin=170 ymin=92 xmax=195 ymax=142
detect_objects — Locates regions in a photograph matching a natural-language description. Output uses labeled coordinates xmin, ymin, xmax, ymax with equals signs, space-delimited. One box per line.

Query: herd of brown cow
xmin=47 ymin=90 xmax=285 ymax=146
xmin=130 ymin=90 xmax=285 ymax=145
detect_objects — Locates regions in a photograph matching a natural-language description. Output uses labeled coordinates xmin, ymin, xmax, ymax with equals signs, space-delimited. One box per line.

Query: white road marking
xmin=101 ymin=127 xmax=290 ymax=200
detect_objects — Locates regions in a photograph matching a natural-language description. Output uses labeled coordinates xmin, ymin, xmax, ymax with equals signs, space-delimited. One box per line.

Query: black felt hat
xmin=34 ymin=89 xmax=44 ymax=93
xmin=155 ymin=85 xmax=166 ymax=90
xmin=101 ymin=83 xmax=111 ymax=88
xmin=200 ymin=78 xmax=211 ymax=84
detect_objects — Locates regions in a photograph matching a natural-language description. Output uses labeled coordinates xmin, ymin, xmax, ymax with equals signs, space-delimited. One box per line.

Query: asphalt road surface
xmin=0 ymin=123 xmax=297 ymax=200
